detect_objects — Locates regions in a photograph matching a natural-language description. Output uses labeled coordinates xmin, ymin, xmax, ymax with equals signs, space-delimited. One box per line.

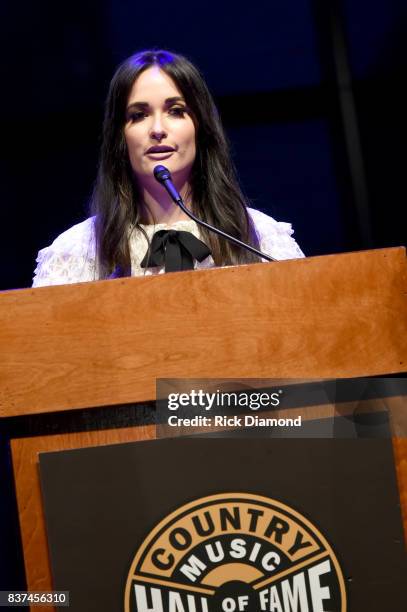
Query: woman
xmin=32 ymin=49 xmax=304 ymax=287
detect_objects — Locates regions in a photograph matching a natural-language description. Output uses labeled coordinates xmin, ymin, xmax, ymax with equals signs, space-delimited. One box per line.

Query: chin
xmin=137 ymin=158 xmax=194 ymax=184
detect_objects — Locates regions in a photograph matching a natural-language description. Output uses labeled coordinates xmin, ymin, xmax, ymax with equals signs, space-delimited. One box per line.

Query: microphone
xmin=153 ymin=165 xmax=276 ymax=262
xmin=153 ymin=165 xmax=183 ymax=205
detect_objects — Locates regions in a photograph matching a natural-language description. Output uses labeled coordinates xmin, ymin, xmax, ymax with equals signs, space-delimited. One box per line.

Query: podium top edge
xmin=2 ymin=245 xmax=406 ymax=297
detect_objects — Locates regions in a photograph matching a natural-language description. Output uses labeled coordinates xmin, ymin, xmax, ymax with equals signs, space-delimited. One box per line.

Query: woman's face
xmin=124 ymin=66 xmax=196 ymax=186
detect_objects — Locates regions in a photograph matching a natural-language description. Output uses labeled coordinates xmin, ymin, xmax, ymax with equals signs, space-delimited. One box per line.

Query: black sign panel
xmin=39 ymin=435 xmax=406 ymax=611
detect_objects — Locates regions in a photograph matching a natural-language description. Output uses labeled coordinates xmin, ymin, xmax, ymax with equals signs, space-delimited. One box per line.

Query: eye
xmin=168 ymin=106 xmax=188 ymax=117
xmin=127 ymin=110 xmax=147 ymax=123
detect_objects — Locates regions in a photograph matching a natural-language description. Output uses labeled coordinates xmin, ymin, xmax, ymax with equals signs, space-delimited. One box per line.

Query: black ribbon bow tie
xmin=140 ymin=230 xmax=211 ymax=273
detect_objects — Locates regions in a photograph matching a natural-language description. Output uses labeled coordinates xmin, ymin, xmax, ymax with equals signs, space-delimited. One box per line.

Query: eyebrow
xmin=126 ymin=96 xmax=185 ymax=111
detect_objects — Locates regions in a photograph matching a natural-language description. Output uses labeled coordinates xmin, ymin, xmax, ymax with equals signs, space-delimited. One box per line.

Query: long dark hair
xmin=90 ymin=49 xmax=261 ymax=277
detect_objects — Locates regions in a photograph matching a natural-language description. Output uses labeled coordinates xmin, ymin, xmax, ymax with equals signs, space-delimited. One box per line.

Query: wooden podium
xmin=0 ymin=247 xmax=406 ymax=604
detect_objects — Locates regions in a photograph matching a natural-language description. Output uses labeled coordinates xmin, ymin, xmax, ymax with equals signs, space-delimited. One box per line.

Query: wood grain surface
xmin=2 ymin=248 xmax=407 ymax=611
xmin=1 ymin=248 xmax=406 ymax=417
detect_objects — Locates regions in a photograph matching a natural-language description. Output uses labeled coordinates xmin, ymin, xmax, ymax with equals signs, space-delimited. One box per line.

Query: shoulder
xmin=44 ymin=217 xmax=96 ymax=253
xmin=247 ymin=207 xmax=305 ymax=260
xmin=32 ymin=217 xmax=97 ymax=287
xmin=248 ymin=207 xmax=294 ymax=236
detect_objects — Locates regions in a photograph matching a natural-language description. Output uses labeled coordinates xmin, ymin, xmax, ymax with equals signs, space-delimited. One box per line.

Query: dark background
xmin=0 ymin=0 xmax=406 ymax=290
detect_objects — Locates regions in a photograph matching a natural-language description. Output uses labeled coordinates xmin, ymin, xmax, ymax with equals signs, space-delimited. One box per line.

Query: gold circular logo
xmin=125 ymin=493 xmax=347 ymax=611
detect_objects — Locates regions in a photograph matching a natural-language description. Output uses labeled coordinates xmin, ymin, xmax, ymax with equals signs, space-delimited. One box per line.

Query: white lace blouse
xmin=32 ymin=208 xmax=304 ymax=287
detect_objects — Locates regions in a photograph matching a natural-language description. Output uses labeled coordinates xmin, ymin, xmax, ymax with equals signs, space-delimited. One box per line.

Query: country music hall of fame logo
xmin=125 ymin=493 xmax=347 ymax=611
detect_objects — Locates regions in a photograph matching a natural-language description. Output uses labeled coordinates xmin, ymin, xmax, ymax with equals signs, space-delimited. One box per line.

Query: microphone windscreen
xmin=153 ymin=165 xmax=171 ymax=183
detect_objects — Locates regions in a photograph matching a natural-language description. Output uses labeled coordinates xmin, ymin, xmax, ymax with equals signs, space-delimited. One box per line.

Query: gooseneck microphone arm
xmin=153 ymin=165 xmax=276 ymax=262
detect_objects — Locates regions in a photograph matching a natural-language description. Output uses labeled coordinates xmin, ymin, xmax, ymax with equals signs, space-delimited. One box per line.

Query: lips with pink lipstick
xmin=145 ymin=145 xmax=176 ymax=159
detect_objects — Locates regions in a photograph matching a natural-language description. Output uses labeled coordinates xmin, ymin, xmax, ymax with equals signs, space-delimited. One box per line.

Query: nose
xmin=150 ymin=114 xmax=167 ymax=142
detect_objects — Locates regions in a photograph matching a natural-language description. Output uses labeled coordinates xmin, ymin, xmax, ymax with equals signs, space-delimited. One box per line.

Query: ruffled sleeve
xmin=32 ymin=217 xmax=97 ymax=287
xmin=248 ymin=208 xmax=305 ymax=260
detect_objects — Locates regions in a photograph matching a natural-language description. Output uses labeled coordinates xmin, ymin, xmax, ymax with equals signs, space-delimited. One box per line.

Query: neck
xmin=138 ymin=176 xmax=192 ymax=225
